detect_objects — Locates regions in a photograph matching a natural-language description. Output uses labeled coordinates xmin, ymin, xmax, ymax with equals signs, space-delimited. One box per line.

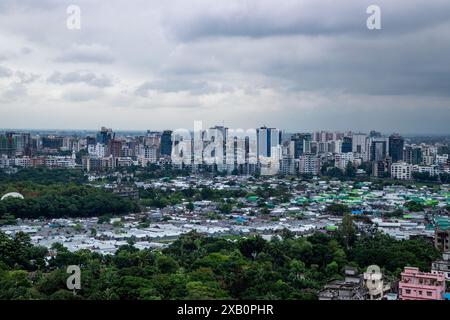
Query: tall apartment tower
xmin=256 ymin=126 xmax=282 ymax=158
xmin=389 ymin=134 xmax=405 ymax=163
xmin=160 ymin=130 xmax=173 ymax=156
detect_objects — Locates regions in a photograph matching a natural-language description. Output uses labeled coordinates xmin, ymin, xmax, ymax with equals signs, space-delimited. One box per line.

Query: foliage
xmin=0 ymin=168 xmax=86 ymax=184
xmin=404 ymin=201 xmax=425 ymax=212
xmin=0 ymin=229 xmax=440 ymax=300
xmin=0 ymin=182 xmax=139 ymax=219
xmin=325 ymin=203 xmax=350 ymax=216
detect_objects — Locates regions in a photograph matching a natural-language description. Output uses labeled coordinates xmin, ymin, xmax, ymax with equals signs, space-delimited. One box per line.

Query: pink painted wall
xmin=399 ymin=267 xmax=446 ymax=300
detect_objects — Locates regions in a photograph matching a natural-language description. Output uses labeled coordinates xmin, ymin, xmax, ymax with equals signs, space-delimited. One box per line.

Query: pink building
xmin=399 ymin=267 xmax=446 ymax=300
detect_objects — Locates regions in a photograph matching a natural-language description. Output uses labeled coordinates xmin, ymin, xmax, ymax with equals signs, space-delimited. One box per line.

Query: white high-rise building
xmin=391 ymin=162 xmax=413 ymax=180
xmin=335 ymin=152 xmax=354 ymax=170
xmin=88 ymin=143 xmax=106 ymax=158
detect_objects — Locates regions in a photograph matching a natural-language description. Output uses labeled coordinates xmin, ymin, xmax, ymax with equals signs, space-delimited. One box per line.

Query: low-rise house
xmin=398 ymin=267 xmax=446 ymax=300
xmin=318 ymin=267 xmax=367 ymax=300
xmin=432 ymin=251 xmax=450 ymax=280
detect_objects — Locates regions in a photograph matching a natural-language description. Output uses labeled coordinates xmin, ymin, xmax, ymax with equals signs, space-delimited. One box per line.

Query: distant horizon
xmin=1 ymin=126 xmax=450 ymax=137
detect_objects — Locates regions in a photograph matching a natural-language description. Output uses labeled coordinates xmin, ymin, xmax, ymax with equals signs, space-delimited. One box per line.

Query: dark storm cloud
xmin=0 ymin=0 xmax=449 ymax=133
xmin=164 ymin=0 xmax=450 ymax=40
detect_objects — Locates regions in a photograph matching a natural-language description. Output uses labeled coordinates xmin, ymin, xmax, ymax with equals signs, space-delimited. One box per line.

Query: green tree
xmin=325 ymin=203 xmax=350 ymax=216
xmin=186 ymin=201 xmax=194 ymax=211
xmin=156 ymin=255 xmax=179 ymax=274
xmin=345 ymin=161 xmax=356 ymax=178
xmin=337 ymin=214 xmax=357 ymax=250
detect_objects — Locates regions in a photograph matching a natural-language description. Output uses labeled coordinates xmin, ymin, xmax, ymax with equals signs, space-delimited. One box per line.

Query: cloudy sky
xmin=0 ymin=0 xmax=449 ymax=133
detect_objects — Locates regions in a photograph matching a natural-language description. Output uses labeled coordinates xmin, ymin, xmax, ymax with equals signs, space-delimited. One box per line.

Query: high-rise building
xmin=86 ymin=136 xmax=96 ymax=146
xmin=404 ymin=145 xmax=422 ymax=165
xmin=138 ymin=144 xmax=160 ymax=165
xmin=160 ymin=130 xmax=173 ymax=156
xmin=42 ymin=136 xmax=64 ymax=150
xmin=389 ymin=134 xmax=404 ymax=162
xmin=437 ymin=145 xmax=450 ymax=156
xmin=352 ymin=133 xmax=368 ymax=154
xmin=370 ymin=138 xmax=388 ymax=161
xmin=341 ymin=136 xmax=352 ymax=153
xmin=96 ymin=127 xmax=113 ymax=145
xmin=299 ymin=153 xmax=320 ymax=175
xmin=204 ymin=126 xmax=228 ymax=168
xmin=88 ymin=143 xmax=106 ymax=158
xmin=290 ymin=133 xmax=312 ymax=158
xmin=372 ymin=159 xmax=390 ymax=178
xmin=391 ymin=161 xmax=412 ymax=180
xmin=313 ymin=131 xmax=337 ymax=142
xmin=107 ymin=139 xmax=122 ymax=158
xmin=335 ymin=152 xmax=354 ymax=170
xmin=0 ymin=133 xmax=14 ymax=156
xmin=13 ymin=132 xmax=32 ymax=156
xmin=256 ymin=126 xmax=281 ymax=158
xmin=369 ymin=130 xmax=382 ymax=138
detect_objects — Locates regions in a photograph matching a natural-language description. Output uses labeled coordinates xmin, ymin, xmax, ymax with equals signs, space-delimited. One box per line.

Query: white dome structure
xmin=1 ymin=192 xmax=25 ymax=201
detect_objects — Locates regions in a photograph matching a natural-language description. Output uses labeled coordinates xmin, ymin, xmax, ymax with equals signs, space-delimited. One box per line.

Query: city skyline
xmin=0 ymin=125 xmax=450 ymax=137
xmin=1 ymin=0 xmax=450 ymax=133
xmin=2 ymin=0 xmax=450 ymax=307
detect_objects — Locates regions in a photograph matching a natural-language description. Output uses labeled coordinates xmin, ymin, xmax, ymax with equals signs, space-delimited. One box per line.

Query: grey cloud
xmin=0 ymin=65 xmax=12 ymax=77
xmin=0 ymin=83 xmax=27 ymax=102
xmin=48 ymin=71 xmax=113 ymax=88
xmin=16 ymin=71 xmax=40 ymax=84
xmin=21 ymin=47 xmax=32 ymax=55
xmin=164 ymin=0 xmax=450 ymax=41
xmin=135 ymin=79 xmax=230 ymax=96
xmin=1 ymin=0 xmax=450 ymax=133
xmin=55 ymin=44 xmax=115 ymax=64
xmin=62 ymin=89 xmax=103 ymax=102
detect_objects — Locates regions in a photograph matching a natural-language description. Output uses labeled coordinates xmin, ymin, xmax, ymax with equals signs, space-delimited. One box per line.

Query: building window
xmin=419 ymin=291 xmax=422 ymax=295
xmin=427 ymin=292 xmax=432 ymax=297
xmin=405 ymin=289 xmax=411 ymax=294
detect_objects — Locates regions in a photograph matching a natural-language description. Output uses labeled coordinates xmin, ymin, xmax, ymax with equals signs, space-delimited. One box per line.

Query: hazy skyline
xmin=1 ymin=0 xmax=450 ymax=133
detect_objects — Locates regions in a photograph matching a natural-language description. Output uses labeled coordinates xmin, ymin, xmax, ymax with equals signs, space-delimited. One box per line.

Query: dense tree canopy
xmin=0 ymin=182 xmax=139 ymax=219
xmin=0 ymin=230 xmax=440 ymax=300
xmin=0 ymin=168 xmax=86 ymax=184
